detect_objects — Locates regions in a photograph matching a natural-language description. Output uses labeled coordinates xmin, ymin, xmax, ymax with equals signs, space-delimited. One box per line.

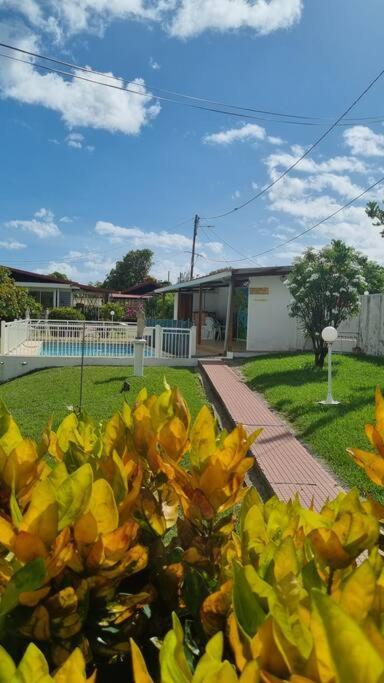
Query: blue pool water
xmin=40 ymin=341 xmax=152 ymax=357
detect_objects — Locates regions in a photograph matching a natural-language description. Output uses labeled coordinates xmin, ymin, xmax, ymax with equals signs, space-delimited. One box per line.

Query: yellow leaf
xmin=56 ymin=464 xmax=93 ymax=530
xmin=88 ymin=479 xmax=118 ymax=535
xmin=130 ymin=639 xmax=154 ymax=683
xmin=0 ymin=645 xmax=16 ymax=682
xmin=21 ymin=480 xmax=58 ymax=547
xmin=312 ymin=589 xmax=384 ymax=682
xmin=56 ymin=413 xmax=78 ymax=454
xmin=375 ymin=385 xmax=384 ymax=433
xmin=17 ymin=642 xmax=51 ymax=682
xmin=339 ymin=560 xmax=376 ymax=622
xmin=2 ymin=439 xmax=38 ymax=491
xmin=0 ymin=401 xmax=23 ymax=457
xmin=159 ymin=612 xmax=192 ymax=683
xmin=0 ymin=516 xmax=15 ymax=549
xmin=190 ymin=406 xmax=216 ymax=472
xmin=54 ymin=648 xmax=89 ymax=683
xmin=103 ymin=412 xmax=126 ymax=458
xmin=194 ymin=661 xmax=238 ymax=683
xmin=239 ymin=661 xmax=260 ymax=682
xmin=348 ymin=448 xmax=384 ymax=486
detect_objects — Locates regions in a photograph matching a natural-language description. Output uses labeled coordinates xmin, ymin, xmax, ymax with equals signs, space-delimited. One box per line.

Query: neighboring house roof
xmin=155 ymin=266 xmax=292 ymax=294
xmin=123 ymin=279 xmax=167 ymax=295
xmin=4 ymin=266 xmax=110 ymax=295
xmin=110 ymin=293 xmax=152 ymax=300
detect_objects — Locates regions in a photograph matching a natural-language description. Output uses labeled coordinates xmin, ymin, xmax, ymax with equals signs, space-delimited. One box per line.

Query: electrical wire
xmin=201 ymin=66 xmax=384 ymax=220
xmin=1 ymin=45 xmax=384 ymax=129
xmin=0 ymin=52 xmax=325 ymax=128
xmin=199 ymin=174 xmax=384 ymax=264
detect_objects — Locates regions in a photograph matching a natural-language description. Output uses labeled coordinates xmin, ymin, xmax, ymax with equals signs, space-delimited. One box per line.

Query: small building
xmin=155 ymin=266 xmax=301 ymax=355
xmin=5 ymin=266 xmax=109 ymax=313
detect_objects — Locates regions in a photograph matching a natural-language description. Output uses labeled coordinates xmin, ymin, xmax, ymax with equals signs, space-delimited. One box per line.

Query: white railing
xmin=0 ymin=319 xmax=197 ymax=360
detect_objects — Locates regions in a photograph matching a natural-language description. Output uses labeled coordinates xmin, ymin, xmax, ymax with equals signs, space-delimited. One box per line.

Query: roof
xmin=4 ymin=266 xmax=110 ymax=294
xmin=123 ymin=279 xmax=167 ymax=295
xmin=110 ymin=293 xmax=152 ymax=300
xmin=155 ymin=266 xmax=292 ymax=294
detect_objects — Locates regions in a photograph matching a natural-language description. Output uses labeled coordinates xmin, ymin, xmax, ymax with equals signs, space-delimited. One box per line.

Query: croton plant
xmin=0 ymin=383 xmax=383 ymax=682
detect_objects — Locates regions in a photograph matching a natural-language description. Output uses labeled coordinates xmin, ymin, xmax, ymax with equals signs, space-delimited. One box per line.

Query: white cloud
xmin=59 ymin=216 xmax=73 ymax=223
xmin=0 ymin=35 xmax=161 ymax=135
xmin=168 ymin=0 xmax=303 ymax=38
xmin=95 ymin=220 xmax=223 ymax=254
xmin=7 ymin=0 xmax=304 ymax=39
xmin=265 ymin=147 xmax=369 ymax=175
xmin=343 ymin=125 xmax=384 ymax=157
xmin=5 ymin=208 xmax=61 ymax=238
xmin=0 ymin=239 xmax=26 ymax=250
xmin=66 ymin=132 xmax=84 ymax=149
xmin=149 ymin=57 xmax=161 ymax=70
xmin=204 ymin=123 xmax=282 ymax=146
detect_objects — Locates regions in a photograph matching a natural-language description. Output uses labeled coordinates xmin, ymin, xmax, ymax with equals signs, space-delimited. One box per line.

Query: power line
xmin=203 ymin=174 xmax=384 ymax=264
xmin=0 ymin=52 xmax=321 ymax=128
xmin=201 ymin=66 xmax=384 ymax=221
xmin=1 ymin=43 xmax=384 ymax=128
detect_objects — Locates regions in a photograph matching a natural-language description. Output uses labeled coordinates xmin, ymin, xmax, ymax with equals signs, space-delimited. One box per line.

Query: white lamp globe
xmin=321 ymin=326 xmax=338 ymax=343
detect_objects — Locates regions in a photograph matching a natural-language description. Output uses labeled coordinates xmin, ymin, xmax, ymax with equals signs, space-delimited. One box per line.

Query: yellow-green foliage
xmin=1 ymin=385 xmax=384 ymax=682
xmin=0 ymin=383 xmax=257 ymax=675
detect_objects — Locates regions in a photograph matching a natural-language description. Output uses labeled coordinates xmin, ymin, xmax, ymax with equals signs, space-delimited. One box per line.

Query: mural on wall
xmin=233 ymin=287 xmax=248 ymax=341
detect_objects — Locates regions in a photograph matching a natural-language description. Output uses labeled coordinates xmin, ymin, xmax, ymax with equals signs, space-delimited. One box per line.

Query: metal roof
xmin=155 ymin=266 xmax=292 ymax=294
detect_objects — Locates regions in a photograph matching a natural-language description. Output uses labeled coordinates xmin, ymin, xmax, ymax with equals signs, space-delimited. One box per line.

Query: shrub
xmin=100 ymin=302 xmax=124 ymax=321
xmin=48 ymin=307 xmax=85 ymax=320
xmin=0 ymin=386 xmax=384 ymax=682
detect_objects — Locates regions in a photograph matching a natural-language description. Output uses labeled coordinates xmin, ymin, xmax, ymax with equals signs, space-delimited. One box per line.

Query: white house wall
xmin=246 ymin=276 xmax=297 ymax=352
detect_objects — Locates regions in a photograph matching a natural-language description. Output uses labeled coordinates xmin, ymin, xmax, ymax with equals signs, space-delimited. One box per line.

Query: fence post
xmin=190 ymin=325 xmax=197 ymax=358
xmin=155 ymin=325 xmax=162 ymax=358
xmin=0 ymin=321 xmax=6 ymax=355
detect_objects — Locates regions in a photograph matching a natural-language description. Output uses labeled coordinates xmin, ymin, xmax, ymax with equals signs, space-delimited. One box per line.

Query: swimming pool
xmin=40 ymin=341 xmax=153 ymax=357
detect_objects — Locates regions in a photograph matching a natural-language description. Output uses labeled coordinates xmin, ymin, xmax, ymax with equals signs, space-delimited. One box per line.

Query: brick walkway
xmin=200 ymin=361 xmax=344 ymax=510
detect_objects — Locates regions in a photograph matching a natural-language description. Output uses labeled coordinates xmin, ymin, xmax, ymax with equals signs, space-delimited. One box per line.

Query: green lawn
xmin=0 ymin=366 xmax=206 ymax=439
xmin=242 ymin=353 xmax=384 ymax=502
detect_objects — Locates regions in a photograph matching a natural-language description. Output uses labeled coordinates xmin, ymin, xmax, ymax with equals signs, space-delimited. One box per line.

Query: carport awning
xmin=154 ymin=265 xmax=291 ymax=295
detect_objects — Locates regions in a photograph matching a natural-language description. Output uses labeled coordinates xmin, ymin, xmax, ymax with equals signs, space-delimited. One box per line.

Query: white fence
xmin=0 ymin=319 xmax=196 ymax=361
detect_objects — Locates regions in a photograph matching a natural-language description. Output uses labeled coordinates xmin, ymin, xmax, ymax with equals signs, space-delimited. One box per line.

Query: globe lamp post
xmin=319 ymin=326 xmax=340 ymax=406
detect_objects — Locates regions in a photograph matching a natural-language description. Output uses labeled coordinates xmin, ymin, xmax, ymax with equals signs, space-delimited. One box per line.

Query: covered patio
xmin=155 ymin=266 xmax=294 ymax=357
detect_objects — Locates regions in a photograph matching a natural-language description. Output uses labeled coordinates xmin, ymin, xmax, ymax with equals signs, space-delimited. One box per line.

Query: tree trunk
xmin=312 ymin=336 xmax=327 ymax=369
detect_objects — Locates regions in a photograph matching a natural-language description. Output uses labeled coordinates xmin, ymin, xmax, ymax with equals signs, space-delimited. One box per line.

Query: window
xmin=28 ymin=290 xmax=55 ymax=308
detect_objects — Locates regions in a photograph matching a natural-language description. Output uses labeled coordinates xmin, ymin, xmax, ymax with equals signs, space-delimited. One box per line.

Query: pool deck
xmin=200 ymin=360 xmax=344 ymax=510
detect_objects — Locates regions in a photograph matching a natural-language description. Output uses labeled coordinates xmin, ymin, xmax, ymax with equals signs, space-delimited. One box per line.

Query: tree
xmin=0 ymin=267 xmax=42 ymax=321
xmin=287 ymin=240 xmax=368 ymax=368
xmin=366 ymin=200 xmax=384 ymax=236
xmin=47 ymin=271 xmax=69 ymax=281
xmin=103 ymin=250 xmax=153 ymax=290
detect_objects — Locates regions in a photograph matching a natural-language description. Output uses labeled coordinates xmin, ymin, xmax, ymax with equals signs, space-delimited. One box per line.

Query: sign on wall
xmin=250 ymin=287 xmax=269 ymax=295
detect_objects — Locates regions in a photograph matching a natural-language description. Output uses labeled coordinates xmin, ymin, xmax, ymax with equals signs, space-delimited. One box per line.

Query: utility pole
xmin=190 ymin=214 xmax=200 ymax=280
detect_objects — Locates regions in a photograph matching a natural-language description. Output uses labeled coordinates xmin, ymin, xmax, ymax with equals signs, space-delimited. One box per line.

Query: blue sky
xmin=1 ymin=0 xmax=384 ymax=284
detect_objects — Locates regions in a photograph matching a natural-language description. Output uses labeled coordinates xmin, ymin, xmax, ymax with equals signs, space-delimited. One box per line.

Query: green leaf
xmin=232 ymin=561 xmax=266 ymax=638
xmin=56 ymin=463 xmax=93 ymax=530
xmin=183 ymin=567 xmax=210 ymax=619
xmin=239 ymin=487 xmax=262 ymax=538
xmin=312 ymin=588 xmax=384 ymax=682
xmin=10 ymin=490 xmax=22 ymax=529
xmin=0 ymin=558 xmax=46 ymax=618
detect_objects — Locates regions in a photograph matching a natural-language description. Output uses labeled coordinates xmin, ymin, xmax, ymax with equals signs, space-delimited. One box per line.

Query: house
xmin=155 ymin=266 xmax=300 ymax=355
xmin=5 ymin=266 xmax=109 ymax=312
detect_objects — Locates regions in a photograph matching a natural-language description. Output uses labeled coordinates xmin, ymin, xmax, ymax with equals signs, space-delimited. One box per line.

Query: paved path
xmin=200 ymin=361 xmax=343 ymax=510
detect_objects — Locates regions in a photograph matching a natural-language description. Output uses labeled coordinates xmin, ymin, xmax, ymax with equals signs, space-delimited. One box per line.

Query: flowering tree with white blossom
xmin=286 ymin=240 xmax=367 ymax=368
